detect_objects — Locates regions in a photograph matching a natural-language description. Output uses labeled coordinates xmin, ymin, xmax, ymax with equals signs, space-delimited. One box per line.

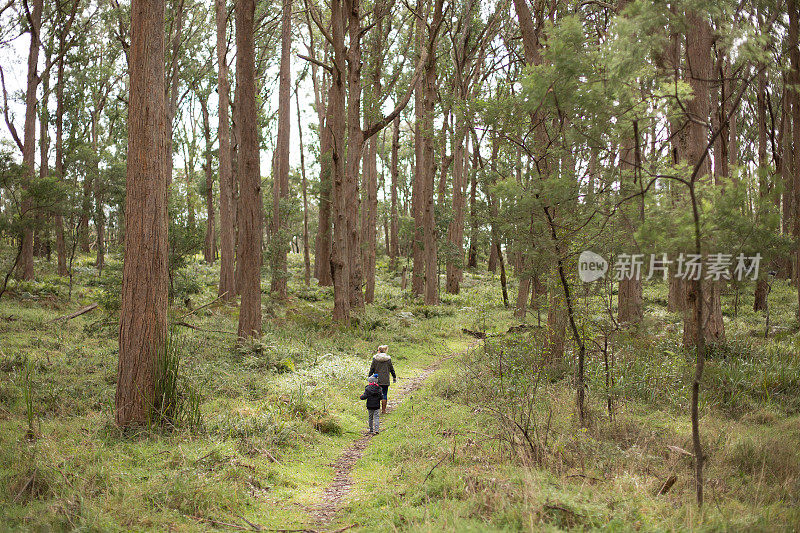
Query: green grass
xmin=1 ymin=252 xmax=799 ymax=531
xmin=0 ymin=252 xmax=503 ymax=530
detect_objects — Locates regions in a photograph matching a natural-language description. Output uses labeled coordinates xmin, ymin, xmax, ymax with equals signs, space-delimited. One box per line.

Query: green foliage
xmin=150 ymin=331 xmax=202 ymax=432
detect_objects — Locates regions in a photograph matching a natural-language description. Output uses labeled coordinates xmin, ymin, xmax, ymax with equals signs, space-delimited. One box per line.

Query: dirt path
xmin=308 ymin=346 xmax=473 ymax=531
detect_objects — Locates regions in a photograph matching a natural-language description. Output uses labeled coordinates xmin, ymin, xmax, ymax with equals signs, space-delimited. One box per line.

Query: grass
xmin=1 ymin=251 xmax=799 ymax=531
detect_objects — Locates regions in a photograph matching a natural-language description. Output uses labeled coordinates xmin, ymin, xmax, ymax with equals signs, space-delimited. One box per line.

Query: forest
xmin=0 ymin=0 xmax=799 ymax=530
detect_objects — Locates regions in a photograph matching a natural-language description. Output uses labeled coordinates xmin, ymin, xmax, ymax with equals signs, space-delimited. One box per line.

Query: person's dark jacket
xmin=368 ymin=353 xmax=396 ymax=386
xmin=360 ymin=383 xmax=382 ymax=410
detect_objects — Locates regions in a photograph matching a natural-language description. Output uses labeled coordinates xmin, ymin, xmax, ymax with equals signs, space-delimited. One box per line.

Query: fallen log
xmin=461 ymin=328 xmax=487 ymax=339
xmin=50 ymin=303 xmax=98 ymax=323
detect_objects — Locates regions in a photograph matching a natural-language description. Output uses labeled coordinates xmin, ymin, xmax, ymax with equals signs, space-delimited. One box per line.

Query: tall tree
xmin=198 ymin=87 xmax=216 ymax=264
xmin=682 ymin=9 xmax=725 ymax=347
xmin=217 ymin=0 xmax=236 ymax=300
xmin=270 ymin=0 xmax=292 ymax=298
xmin=235 ymin=0 xmax=262 ymax=338
xmin=116 ymin=0 xmax=169 ymax=427
xmin=16 ymin=0 xmax=44 ymax=280
xmin=296 ymin=81 xmax=311 ymax=285
xmin=420 ymin=0 xmax=443 ymax=305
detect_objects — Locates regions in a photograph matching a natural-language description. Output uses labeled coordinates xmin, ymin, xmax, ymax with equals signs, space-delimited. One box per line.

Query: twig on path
xmin=49 ymin=303 xmax=98 ymax=323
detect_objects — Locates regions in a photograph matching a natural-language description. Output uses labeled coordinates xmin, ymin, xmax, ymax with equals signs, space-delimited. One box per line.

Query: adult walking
xmin=368 ymin=345 xmax=396 ymax=414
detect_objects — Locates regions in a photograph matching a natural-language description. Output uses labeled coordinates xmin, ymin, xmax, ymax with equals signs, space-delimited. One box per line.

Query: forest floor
xmin=0 ymin=252 xmax=799 ymax=531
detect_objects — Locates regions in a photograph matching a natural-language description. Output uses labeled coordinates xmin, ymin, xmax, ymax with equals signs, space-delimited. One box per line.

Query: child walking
xmin=360 ymin=374 xmax=383 ymax=434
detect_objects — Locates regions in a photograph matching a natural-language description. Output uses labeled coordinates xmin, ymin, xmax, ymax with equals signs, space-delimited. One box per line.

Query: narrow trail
xmin=308 ymin=344 xmax=475 ymax=531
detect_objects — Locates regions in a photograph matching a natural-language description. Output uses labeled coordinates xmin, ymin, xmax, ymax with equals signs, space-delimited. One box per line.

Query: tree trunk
xmin=617 ymin=139 xmax=643 ymax=324
xmin=330 ymin=0 xmax=350 ymax=321
xmin=37 ymin=64 xmax=50 ymax=261
xmin=345 ymin=0 xmax=365 ymax=310
xmin=421 ymin=0 xmax=443 ymax=305
xmin=92 ymin=114 xmax=105 ymax=274
xmin=389 ymin=115 xmax=400 ymax=270
xmin=270 ymin=0 xmax=292 ymax=298
xmin=235 ymin=0 xmax=263 ymax=339
xmin=200 ymin=94 xmax=216 ymax=264
xmin=217 ymin=0 xmax=236 ymax=299
xmin=682 ymin=10 xmax=724 ymax=347
xmin=445 ymin=113 xmax=468 ymax=294
xmin=54 ymin=38 xmax=67 ymax=276
xmin=411 ymin=6 xmax=425 ymax=297
xmin=791 ymin=0 xmax=800 ymax=321
xmin=754 ymin=65 xmax=769 ymax=310
xmin=467 ymin=142 xmax=478 ymax=268
xmin=17 ymin=0 xmax=43 ymax=281
xmin=362 ymin=135 xmax=378 ymax=303
xmin=315 ymin=117 xmax=334 ymax=285
xmin=296 ymin=83 xmax=311 ymax=286
xmin=116 ymin=0 xmax=169 ymax=427
xmin=165 ymin=0 xmax=184 ymax=190
xmin=361 ymin=9 xmax=384 ymax=304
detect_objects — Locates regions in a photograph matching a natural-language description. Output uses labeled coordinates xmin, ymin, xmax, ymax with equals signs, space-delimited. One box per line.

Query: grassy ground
xmin=1 ymin=252 xmax=799 ymax=531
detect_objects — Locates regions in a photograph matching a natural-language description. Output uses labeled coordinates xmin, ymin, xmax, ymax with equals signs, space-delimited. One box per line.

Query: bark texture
xmin=116 ymin=0 xmax=169 ymax=427
xmin=235 ymin=0 xmax=263 ymax=339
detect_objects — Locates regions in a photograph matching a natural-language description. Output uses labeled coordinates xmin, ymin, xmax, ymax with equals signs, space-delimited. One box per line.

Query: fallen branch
xmin=461 ymin=328 xmax=486 ymax=339
xmin=182 ymin=514 xmax=256 ymax=531
xmin=50 ymin=303 xmax=98 ymax=323
xmin=656 ymin=475 xmax=677 ymax=496
xmin=176 ymin=294 xmax=224 ymax=321
xmin=423 ymin=454 xmax=449 ymax=483
xmin=173 ymin=321 xmax=237 ymax=335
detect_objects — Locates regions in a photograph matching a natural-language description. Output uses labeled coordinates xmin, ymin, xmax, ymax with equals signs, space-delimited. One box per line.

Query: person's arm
xmin=368 ymin=360 xmax=375 ymax=377
xmin=360 ymin=388 xmax=367 ymax=400
xmin=389 ymin=361 xmax=396 ymax=382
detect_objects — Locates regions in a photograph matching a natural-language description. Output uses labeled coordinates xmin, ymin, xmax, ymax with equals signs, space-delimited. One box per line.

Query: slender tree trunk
xmin=421 ymin=0 xmax=443 ymax=305
xmin=362 ymin=135 xmax=378 ymax=303
xmin=467 ymin=141 xmax=478 ymax=268
xmin=330 ymin=0 xmax=350 ymax=321
xmin=18 ymin=0 xmax=43 ymax=280
xmin=389 ymin=115 xmax=400 ymax=270
xmin=116 ymin=0 xmax=168 ymax=427
xmin=617 ymin=138 xmax=643 ymax=324
xmin=270 ymin=0 xmax=292 ymax=298
xmin=315 ymin=116 xmax=334 ymax=285
xmin=754 ymin=66 xmax=769 ymax=310
xmin=200 ymin=95 xmax=216 ymax=264
xmin=296 ymin=84 xmax=311 ymax=286
xmin=165 ymin=0 xmax=184 ymax=190
xmin=217 ymin=0 xmax=236 ymax=299
xmin=445 ymin=114 xmax=468 ymax=294
xmin=54 ymin=40 xmax=67 ymax=276
xmin=235 ymin=0 xmax=263 ymax=339
xmin=411 ymin=3 xmax=425 ymax=297
xmin=37 ymin=65 xmax=50 ymax=260
xmin=91 ymin=114 xmax=105 ymax=274
xmin=791 ymin=0 xmax=800 ymax=321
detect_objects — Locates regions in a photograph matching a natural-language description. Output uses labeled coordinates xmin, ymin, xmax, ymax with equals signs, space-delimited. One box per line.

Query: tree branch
xmin=362 ymin=49 xmax=427 ymax=139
